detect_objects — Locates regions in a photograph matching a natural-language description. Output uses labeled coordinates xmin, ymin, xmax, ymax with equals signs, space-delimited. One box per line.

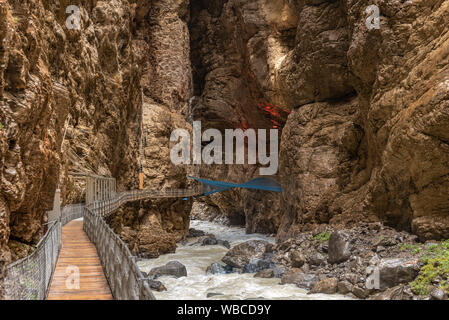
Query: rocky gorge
xmin=0 ymin=0 xmax=448 ymax=300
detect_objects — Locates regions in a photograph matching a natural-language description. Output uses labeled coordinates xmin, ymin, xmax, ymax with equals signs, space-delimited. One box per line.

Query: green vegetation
xmin=0 ymin=123 xmax=4 ymax=129
xmin=312 ymin=231 xmax=331 ymax=242
xmin=399 ymin=243 xmax=422 ymax=255
xmin=410 ymin=240 xmax=449 ymax=296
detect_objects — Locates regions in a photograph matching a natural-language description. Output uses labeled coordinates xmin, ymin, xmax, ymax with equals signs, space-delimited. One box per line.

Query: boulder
xmin=206 ymin=262 xmax=232 ymax=275
xmin=207 ymin=292 xmax=224 ymax=298
xmin=147 ymin=279 xmax=167 ymax=292
xmin=273 ymin=266 xmax=286 ymax=278
xmin=290 ymin=251 xmax=306 ymax=268
xmin=309 ymin=278 xmax=338 ymax=294
xmin=280 ymin=270 xmax=319 ymax=289
xmin=308 ymin=252 xmax=326 ymax=266
xmin=337 ymin=280 xmax=353 ymax=295
xmin=222 ymin=240 xmax=270 ymax=268
xmin=430 ymin=287 xmax=447 ymax=300
xmin=201 ymin=237 xmax=231 ymax=249
xmin=217 ymin=240 xmax=231 ymax=249
xmin=352 ymin=285 xmax=368 ymax=299
xmin=189 ymin=228 xmax=206 ymax=237
xmin=254 ymin=269 xmax=275 ymax=278
xmin=148 ymin=261 xmax=187 ymax=279
xmin=378 ymin=258 xmax=420 ymax=290
xmin=328 ymin=231 xmax=351 ymax=264
xmin=242 ymin=258 xmax=274 ymax=273
xmin=371 ymin=285 xmax=413 ymax=300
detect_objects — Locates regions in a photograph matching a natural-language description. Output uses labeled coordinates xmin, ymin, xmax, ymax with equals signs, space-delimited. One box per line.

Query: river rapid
xmin=138 ymin=220 xmax=349 ymax=300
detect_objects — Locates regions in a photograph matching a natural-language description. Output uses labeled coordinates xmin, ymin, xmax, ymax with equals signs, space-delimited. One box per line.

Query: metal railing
xmin=61 ymin=203 xmax=85 ymax=226
xmin=96 ymin=187 xmax=202 ymax=218
xmin=3 ymin=220 xmax=61 ymax=300
xmin=84 ymin=204 xmax=155 ymax=300
xmin=2 ymin=177 xmax=201 ymax=300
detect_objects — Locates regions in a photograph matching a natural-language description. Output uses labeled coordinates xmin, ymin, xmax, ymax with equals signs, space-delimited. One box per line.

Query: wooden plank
xmin=47 ymin=220 xmax=113 ymax=300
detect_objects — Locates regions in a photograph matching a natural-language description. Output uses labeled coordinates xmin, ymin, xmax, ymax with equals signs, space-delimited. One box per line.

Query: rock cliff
xmin=188 ymin=0 xmax=449 ymax=242
xmin=0 ymin=0 xmax=448 ymax=294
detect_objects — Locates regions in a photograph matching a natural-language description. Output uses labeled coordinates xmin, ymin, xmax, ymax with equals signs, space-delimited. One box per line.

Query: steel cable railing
xmin=83 ymin=204 xmax=155 ymax=300
xmin=2 ymin=179 xmax=201 ymax=300
xmin=3 ymin=220 xmax=61 ymax=300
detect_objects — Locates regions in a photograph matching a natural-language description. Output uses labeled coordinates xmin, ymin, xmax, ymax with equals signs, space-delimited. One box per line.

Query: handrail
xmin=83 ymin=204 xmax=154 ymax=300
xmin=2 ymin=175 xmax=201 ymax=300
xmin=3 ymin=220 xmax=61 ymax=300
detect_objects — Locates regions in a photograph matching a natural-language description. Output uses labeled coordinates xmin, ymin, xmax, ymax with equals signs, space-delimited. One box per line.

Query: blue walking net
xmin=187 ymin=176 xmax=282 ymax=197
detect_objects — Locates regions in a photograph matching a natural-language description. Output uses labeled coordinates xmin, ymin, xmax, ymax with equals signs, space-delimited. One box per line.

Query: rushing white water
xmin=138 ymin=220 xmax=349 ymax=300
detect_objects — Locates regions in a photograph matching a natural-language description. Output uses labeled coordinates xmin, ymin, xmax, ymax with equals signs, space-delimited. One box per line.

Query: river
xmin=138 ymin=220 xmax=349 ymax=300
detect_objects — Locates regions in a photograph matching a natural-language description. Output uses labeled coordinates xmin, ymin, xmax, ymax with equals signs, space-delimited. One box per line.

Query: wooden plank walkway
xmin=47 ymin=220 xmax=113 ymax=300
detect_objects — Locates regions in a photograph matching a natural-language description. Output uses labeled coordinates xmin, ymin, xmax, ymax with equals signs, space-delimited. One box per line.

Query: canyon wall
xmin=188 ymin=0 xmax=449 ymax=242
xmin=106 ymin=0 xmax=194 ymax=258
xmin=0 ymin=0 xmax=194 ymax=290
xmin=0 ymin=0 xmax=144 ymax=290
xmin=0 ymin=0 xmax=448 ymax=296
xmin=277 ymin=0 xmax=449 ymax=241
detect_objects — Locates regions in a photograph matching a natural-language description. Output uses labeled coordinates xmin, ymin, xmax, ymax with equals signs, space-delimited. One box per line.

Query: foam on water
xmin=138 ymin=220 xmax=350 ymax=300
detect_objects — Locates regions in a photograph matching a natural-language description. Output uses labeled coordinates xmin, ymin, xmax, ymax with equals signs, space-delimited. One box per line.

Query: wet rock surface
xmin=206 ymin=262 xmax=232 ymax=275
xmin=280 ymin=270 xmax=319 ymax=290
xmin=1 ymin=0 xmax=449 ymax=301
xmin=222 ymin=240 xmax=272 ymax=269
xmin=147 ymin=279 xmax=167 ymax=292
xmin=378 ymin=258 xmax=420 ymax=290
xmin=148 ymin=261 xmax=187 ymax=279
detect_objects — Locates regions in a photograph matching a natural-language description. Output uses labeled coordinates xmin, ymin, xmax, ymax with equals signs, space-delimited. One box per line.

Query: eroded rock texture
xmin=277 ymin=0 xmax=449 ymax=241
xmin=0 ymin=0 xmax=194 ymax=285
xmin=0 ymin=0 xmax=448 ymax=296
xmin=189 ymin=0 xmax=449 ymax=242
xmin=106 ymin=0 xmax=193 ymax=258
xmin=188 ymin=0 xmax=293 ymax=234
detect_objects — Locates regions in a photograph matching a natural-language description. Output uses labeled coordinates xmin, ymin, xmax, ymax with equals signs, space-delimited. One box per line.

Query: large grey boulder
xmin=328 ymin=231 xmax=351 ymax=264
xmin=148 ymin=261 xmax=187 ymax=279
xmin=430 ymin=287 xmax=447 ymax=300
xmin=222 ymin=240 xmax=270 ymax=268
xmin=280 ymin=270 xmax=319 ymax=289
xmin=378 ymin=258 xmax=420 ymax=290
xmin=206 ymin=262 xmax=232 ymax=275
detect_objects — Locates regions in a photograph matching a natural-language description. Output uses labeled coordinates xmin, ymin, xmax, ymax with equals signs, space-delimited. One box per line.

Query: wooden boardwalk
xmin=47 ymin=220 xmax=113 ymax=300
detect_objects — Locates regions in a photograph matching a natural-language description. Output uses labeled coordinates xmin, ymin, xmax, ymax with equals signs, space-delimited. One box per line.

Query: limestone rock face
xmin=0 ymin=0 xmax=144 ymax=286
xmin=0 ymin=0 xmax=194 ymax=284
xmin=189 ymin=0 xmax=449 ymax=241
xmin=188 ymin=0 xmax=292 ymax=234
xmin=276 ymin=0 xmax=449 ymax=241
xmin=106 ymin=0 xmax=193 ymax=257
